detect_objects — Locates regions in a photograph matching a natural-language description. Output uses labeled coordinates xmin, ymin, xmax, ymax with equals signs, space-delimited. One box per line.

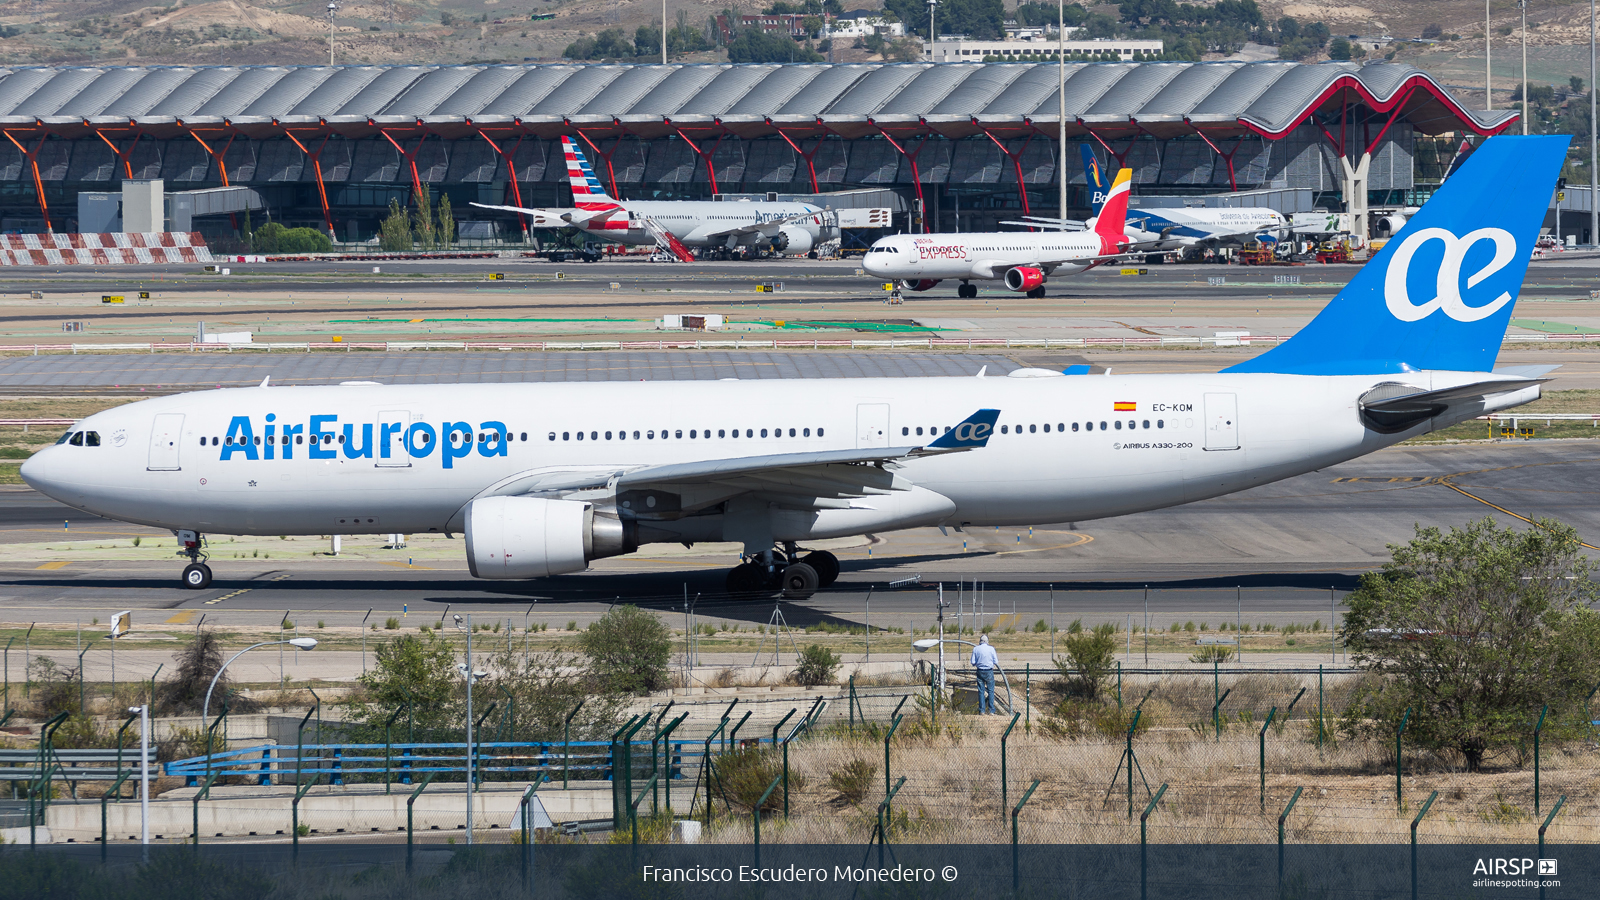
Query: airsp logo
xmin=1384 ymin=227 xmax=1518 ymax=323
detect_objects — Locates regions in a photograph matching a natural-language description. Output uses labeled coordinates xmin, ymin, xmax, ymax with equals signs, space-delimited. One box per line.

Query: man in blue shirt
xmin=971 ymin=634 xmax=999 ymax=714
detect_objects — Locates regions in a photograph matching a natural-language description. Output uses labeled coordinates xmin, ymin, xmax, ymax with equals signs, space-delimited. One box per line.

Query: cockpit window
xmin=55 ymin=430 xmax=72 ymax=445
xmin=84 ymin=432 xmax=100 ymax=447
xmin=68 ymin=432 xmax=83 ymax=446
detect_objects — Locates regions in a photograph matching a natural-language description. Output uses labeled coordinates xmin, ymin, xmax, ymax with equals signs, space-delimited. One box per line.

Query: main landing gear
xmin=724 ymin=544 xmax=840 ymax=600
xmin=178 ymin=529 xmax=212 ymax=589
xmin=957 ymin=282 xmax=977 ymax=298
xmin=1025 ymin=286 xmax=1046 ymax=299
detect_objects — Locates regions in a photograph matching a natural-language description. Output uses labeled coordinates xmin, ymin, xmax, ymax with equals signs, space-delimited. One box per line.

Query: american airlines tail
xmin=562 ymin=136 xmax=622 ymax=212
xmin=1227 ymin=134 xmax=1567 ymax=376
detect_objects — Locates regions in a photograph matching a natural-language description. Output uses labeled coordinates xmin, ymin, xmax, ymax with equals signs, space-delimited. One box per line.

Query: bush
xmin=828 ymin=758 xmax=877 ymax=805
xmin=715 ymin=747 xmax=798 ymax=812
xmin=250 ymin=222 xmax=331 ymax=254
xmin=578 ymin=605 xmax=672 ymax=694
xmin=793 ymin=644 xmax=840 ymax=686
xmin=1055 ymin=623 xmax=1117 ymax=701
xmin=1191 ymin=645 xmax=1235 ymax=663
xmin=385 ymin=617 xmax=399 ymax=630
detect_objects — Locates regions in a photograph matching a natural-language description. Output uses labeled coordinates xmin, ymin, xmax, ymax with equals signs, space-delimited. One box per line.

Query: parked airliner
xmin=1014 ymin=145 xmax=1287 ymax=252
xmin=472 ymin=136 xmax=839 ymax=260
xmin=861 ymin=167 xmax=1140 ymax=298
xmin=21 ymin=136 xmax=1564 ymax=602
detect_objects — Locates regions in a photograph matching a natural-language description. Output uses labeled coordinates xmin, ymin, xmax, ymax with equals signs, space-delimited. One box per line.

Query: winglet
xmin=926 ymin=409 xmax=1000 ymax=450
xmin=259 ymin=376 xmax=270 ymax=388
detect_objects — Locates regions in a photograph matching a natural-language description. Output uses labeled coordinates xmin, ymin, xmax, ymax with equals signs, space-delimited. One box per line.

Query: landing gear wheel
xmin=801 ymin=551 xmax=840 ymax=588
xmin=1026 ymin=286 xmax=1046 ymax=299
xmin=958 ymin=283 xmax=977 ymax=299
xmin=182 ymin=563 xmax=212 ymax=590
xmin=726 ymin=563 xmax=768 ymax=595
xmin=780 ymin=563 xmax=820 ymax=600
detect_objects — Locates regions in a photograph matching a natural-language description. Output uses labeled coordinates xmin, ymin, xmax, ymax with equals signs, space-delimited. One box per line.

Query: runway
xmin=1 ymin=441 xmax=1593 ymax=634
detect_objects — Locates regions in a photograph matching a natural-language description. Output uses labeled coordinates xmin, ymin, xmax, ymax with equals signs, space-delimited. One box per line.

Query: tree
xmin=885 ymin=0 xmax=1003 ymax=40
xmin=1421 ymin=23 xmax=1442 ymax=39
xmin=436 ymin=193 xmax=454 ymax=247
xmin=379 ymin=197 xmax=411 ymax=251
xmin=1571 ymin=75 xmax=1586 ymax=94
xmin=635 ymin=23 xmax=662 ymax=59
xmin=345 ymin=632 xmax=461 ymax=738
xmin=411 ymin=186 xmax=435 ymax=250
xmin=726 ymin=28 xmax=823 ymax=63
xmin=1328 ymin=36 xmax=1352 ymax=60
xmin=579 ymin=605 xmax=673 ymax=694
xmin=1054 ymin=622 xmax=1117 ymax=701
xmin=1341 ymin=517 xmax=1600 ymax=772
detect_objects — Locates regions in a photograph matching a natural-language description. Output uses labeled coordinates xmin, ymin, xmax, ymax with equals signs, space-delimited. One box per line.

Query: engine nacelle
xmin=1003 ymin=266 xmax=1046 ymax=292
xmin=898 ymin=279 xmax=941 ymax=292
xmin=772 ymin=225 xmax=814 ymax=255
xmin=464 ymin=496 xmax=637 ymax=579
xmin=1374 ymin=214 xmax=1408 ymax=238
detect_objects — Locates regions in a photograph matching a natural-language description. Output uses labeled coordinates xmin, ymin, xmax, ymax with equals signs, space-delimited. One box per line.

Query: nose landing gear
xmin=177 ymin=529 xmax=212 ymax=589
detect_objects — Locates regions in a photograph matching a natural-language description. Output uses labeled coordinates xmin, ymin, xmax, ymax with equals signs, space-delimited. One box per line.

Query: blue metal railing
xmin=163 ymin=737 xmax=760 ymax=787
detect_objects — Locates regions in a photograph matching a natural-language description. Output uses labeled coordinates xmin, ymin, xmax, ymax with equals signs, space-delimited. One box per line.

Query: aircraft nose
xmin=19 ymin=446 xmax=72 ymax=501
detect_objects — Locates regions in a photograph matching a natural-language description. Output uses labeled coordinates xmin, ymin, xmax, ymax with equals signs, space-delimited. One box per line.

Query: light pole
xmin=1487 ymin=0 xmax=1493 ymax=109
xmin=1059 ymin=0 xmax=1067 ymax=227
xmin=1522 ymin=0 xmax=1529 ymax=135
xmin=127 ymin=704 xmax=149 ymax=855
xmin=662 ymin=0 xmax=668 ymax=63
xmin=203 ymin=638 xmax=318 ymax=722
xmin=927 ymin=0 xmax=936 ymax=61
xmin=1592 ymin=0 xmax=1597 ymax=246
xmin=327 ymin=1 xmax=338 ymax=67
xmin=457 ymin=615 xmax=487 ymax=845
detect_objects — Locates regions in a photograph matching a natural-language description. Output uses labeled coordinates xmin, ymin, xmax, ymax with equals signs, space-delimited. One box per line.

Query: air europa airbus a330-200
xmin=22 ymin=136 xmax=1568 ymax=600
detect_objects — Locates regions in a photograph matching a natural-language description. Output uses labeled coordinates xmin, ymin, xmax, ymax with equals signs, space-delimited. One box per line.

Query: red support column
xmin=668 ymin=122 xmax=728 ymax=195
xmin=1189 ymin=127 xmax=1241 ymax=192
xmin=978 ymin=125 xmax=1035 ymax=222
xmin=283 ymin=127 xmax=336 ymax=237
xmin=3 ymin=131 xmax=51 ymax=233
xmin=94 ymin=128 xmax=143 ymax=179
xmin=376 ymin=127 xmax=426 ymax=208
xmin=572 ymin=128 xmax=623 ymax=199
xmin=184 ymin=129 xmax=237 ymax=186
xmin=475 ymin=127 xmax=530 ymax=238
xmin=769 ymin=123 xmax=824 ymax=192
xmin=871 ymin=123 xmax=931 ymax=234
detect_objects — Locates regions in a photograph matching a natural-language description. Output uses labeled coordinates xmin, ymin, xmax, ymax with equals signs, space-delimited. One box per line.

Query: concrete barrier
xmin=44 ymin=785 xmax=616 ymax=843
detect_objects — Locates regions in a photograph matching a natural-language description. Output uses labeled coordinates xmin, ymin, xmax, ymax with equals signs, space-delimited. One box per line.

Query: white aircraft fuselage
xmin=22 ymin=371 xmax=1532 ymax=543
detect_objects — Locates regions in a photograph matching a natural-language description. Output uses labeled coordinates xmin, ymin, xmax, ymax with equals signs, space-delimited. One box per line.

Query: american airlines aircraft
xmin=472 ymin=136 xmax=840 ymax=260
xmin=20 ymin=136 xmax=1564 ymax=602
xmin=861 ymin=168 xmax=1141 ymax=298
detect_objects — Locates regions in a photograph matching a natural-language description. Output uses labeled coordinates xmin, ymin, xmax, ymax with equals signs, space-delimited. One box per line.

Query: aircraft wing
xmin=475 ymin=409 xmax=999 ymax=509
xmin=701 ymin=210 xmax=821 ymax=239
xmin=467 ymin=201 xmax=594 ymax=228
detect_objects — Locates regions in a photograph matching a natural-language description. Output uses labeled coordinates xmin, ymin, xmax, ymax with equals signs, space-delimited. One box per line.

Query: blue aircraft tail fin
xmin=927 ymin=409 xmax=999 ymax=450
xmin=1081 ymin=144 xmax=1107 ymax=216
xmin=1224 ymin=135 xmax=1568 ymax=376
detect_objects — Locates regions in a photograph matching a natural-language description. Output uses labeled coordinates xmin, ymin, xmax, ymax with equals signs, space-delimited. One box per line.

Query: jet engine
xmin=464 ymin=496 xmax=637 ymax=579
xmin=898 ymin=279 xmax=942 ymax=291
xmin=1374 ymin=214 xmax=1408 ymax=238
xmin=1003 ymin=266 xmax=1046 ymax=293
xmin=771 ymin=225 xmax=814 ymax=255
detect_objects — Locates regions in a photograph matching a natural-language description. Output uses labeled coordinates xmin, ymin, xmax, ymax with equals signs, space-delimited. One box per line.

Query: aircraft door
xmin=1203 ymin=393 xmax=1239 ymax=451
xmin=856 ymin=404 xmax=889 ymax=448
xmin=378 ymin=410 xmax=412 ymax=467
xmin=147 ymin=413 xmax=184 ymax=471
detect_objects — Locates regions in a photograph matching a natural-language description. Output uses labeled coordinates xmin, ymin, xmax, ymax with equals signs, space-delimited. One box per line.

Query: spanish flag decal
xmin=1113 ymin=401 xmax=1137 ymax=411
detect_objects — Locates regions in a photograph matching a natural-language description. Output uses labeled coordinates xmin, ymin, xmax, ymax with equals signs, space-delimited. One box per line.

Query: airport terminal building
xmin=0 ymin=61 xmax=1515 ymax=244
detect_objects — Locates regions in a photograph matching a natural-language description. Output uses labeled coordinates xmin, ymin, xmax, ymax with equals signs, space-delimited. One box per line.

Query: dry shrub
xmin=827 ymin=758 xmax=877 ymax=805
xmin=715 ymin=746 xmax=802 ymax=812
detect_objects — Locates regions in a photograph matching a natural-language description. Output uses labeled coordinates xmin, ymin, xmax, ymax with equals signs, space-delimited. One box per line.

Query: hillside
xmin=0 ymin=0 xmax=1591 ymax=105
